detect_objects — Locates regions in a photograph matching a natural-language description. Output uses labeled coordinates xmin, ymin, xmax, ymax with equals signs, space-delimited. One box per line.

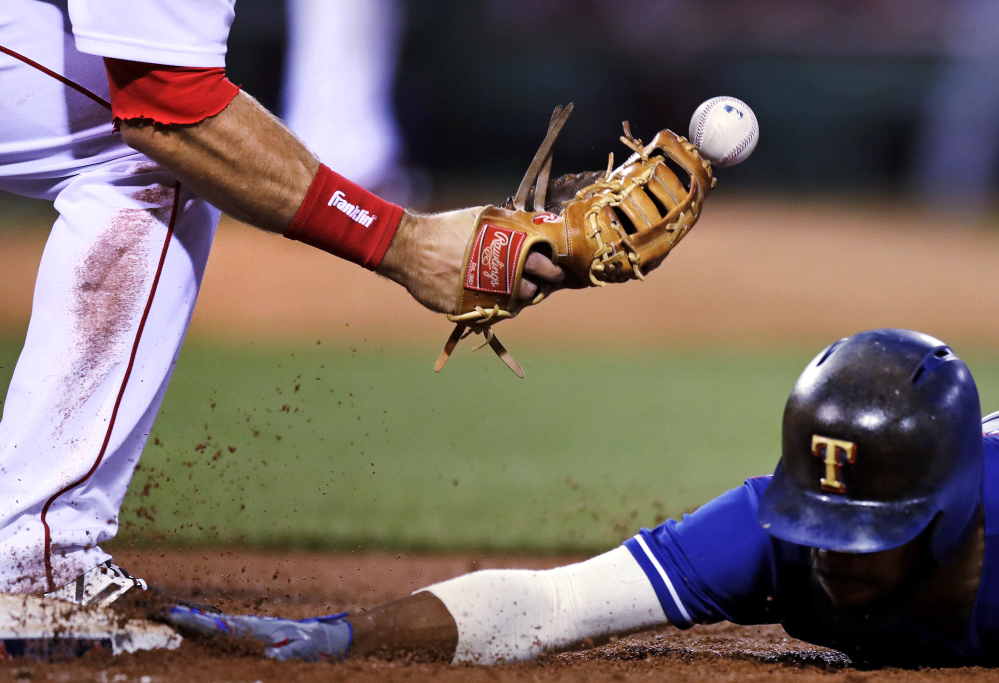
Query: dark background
xmin=227 ymin=0 xmax=964 ymax=194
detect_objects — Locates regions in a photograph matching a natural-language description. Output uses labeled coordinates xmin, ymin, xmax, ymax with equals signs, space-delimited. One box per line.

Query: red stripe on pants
xmin=40 ymin=182 xmax=181 ymax=591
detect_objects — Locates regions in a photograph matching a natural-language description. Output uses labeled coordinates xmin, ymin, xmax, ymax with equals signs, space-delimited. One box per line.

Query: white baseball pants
xmin=0 ymin=155 xmax=219 ymax=593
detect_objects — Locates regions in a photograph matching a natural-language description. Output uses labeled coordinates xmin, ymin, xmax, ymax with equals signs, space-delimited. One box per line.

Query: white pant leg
xmin=0 ymin=156 xmax=219 ymax=593
xmin=281 ymin=0 xmax=404 ymax=188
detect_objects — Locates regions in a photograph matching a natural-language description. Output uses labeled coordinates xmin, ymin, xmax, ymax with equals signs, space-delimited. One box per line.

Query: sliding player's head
xmin=759 ymin=329 xmax=983 ymax=568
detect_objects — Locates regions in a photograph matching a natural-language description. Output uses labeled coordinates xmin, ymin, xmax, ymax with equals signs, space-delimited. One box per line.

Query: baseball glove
xmin=436 ymin=104 xmax=716 ymax=377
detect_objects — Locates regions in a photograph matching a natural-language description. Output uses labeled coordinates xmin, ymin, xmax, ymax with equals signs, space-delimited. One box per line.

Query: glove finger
xmin=523 ymin=250 xmax=564 ymax=283
xmin=516 ymin=277 xmax=538 ymax=300
xmin=517 ymin=251 xmax=565 ymax=300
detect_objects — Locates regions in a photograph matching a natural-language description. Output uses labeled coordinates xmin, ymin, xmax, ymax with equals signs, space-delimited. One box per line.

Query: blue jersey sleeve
xmin=624 ymin=475 xmax=804 ymax=628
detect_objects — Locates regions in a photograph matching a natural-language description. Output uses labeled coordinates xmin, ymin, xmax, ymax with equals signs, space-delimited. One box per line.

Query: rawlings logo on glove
xmin=465 ymin=226 xmax=526 ymax=295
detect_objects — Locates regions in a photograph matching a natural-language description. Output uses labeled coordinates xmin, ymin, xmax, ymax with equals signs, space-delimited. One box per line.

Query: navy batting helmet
xmin=758 ymin=329 xmax=983 ymax=563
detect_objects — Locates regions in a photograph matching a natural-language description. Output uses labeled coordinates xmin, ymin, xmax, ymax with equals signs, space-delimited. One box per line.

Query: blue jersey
xmin=623 ymin=431 xmax=999 ymax=666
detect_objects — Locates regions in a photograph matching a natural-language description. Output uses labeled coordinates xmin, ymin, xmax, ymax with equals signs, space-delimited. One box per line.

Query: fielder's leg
xmin=0 ymin=156 xmax=219 ymax=593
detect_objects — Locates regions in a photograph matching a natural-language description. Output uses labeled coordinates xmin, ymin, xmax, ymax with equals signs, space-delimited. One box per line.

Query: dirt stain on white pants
xmin=55 ymin=184 xmax=173 ymax=434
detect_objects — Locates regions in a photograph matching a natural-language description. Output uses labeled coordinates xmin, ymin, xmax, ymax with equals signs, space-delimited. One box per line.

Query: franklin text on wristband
xmin=284 ymin=164 xmax=403 ymax=270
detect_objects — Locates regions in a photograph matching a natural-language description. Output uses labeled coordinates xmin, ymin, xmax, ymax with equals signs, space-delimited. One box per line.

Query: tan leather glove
xmin=437 ymin=104 xmax=716 ymax=377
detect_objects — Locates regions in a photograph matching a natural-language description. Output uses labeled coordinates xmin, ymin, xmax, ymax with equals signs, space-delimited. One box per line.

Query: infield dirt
xmin=4 ymin=549 xmax=995 ymax=683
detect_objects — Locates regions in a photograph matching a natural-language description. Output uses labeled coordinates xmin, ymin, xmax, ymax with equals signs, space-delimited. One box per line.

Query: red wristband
xmin=104 ymin=58 xmax=240 ymax=125
xmin=285 ymin=164 xmax=403 ymax=270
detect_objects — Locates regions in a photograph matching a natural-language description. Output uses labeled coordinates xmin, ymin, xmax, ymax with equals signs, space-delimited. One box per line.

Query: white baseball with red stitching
xmin=688 ymin=97 xmax=759 ymax=168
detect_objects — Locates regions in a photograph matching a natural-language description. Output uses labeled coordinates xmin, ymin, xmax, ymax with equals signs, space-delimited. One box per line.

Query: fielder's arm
xmin=118 ymin=91 xmax=561 ymax=309
xmin=119 ymin=90 xmax=315 ymax=233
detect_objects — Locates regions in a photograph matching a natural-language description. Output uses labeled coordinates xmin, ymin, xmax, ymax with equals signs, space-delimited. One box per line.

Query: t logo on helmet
xmin=811 ymin=435 xmax=857 ymax=493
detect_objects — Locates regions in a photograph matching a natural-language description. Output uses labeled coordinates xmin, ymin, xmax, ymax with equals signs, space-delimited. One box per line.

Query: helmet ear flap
xmin=927 ymin=469 xmax=983 ymax=564
xmin=914 ymin=346 xmax=983 ymax=564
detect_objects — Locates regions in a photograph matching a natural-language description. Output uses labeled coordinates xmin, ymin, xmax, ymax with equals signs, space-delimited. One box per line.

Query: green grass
xmin=2 ymin=339 xmax=998 ymax=553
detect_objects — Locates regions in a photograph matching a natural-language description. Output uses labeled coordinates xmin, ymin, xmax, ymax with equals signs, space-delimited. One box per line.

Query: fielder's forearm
xmin=118 ymin=90 xmax=563 ymax=315
xmin=119 ymin=91 xmax=319 ymax=233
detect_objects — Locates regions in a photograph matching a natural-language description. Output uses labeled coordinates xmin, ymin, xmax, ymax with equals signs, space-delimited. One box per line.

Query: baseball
xmin=688 ymin=97 xmax=759 ymax=167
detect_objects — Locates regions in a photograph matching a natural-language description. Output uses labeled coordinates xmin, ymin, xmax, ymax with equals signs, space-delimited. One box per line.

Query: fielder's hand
xmin=377 ymin=208 xmax=566 ymax=315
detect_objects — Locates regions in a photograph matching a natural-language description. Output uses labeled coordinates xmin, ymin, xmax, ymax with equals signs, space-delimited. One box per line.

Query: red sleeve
xmin=104 ymin=58 xmax=240 ymax=125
